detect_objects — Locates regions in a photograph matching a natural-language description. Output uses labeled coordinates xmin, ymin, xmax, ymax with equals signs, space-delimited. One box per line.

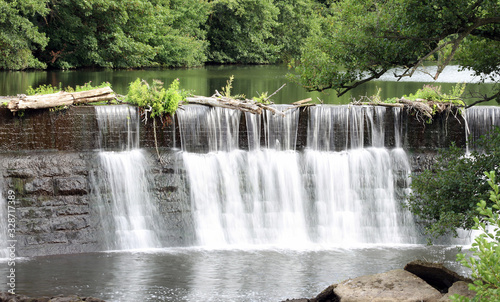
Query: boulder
xmin=334 ymin=269 xmax=442 ymax=302
xmin=404 ymin=260 xmax=472 ymax=293
xmin=438 ymin=281 xmax=476 ymax=301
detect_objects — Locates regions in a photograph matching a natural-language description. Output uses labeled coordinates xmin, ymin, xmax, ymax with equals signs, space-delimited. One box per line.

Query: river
xmin=0 ymin=65 xmax=497 ymax=105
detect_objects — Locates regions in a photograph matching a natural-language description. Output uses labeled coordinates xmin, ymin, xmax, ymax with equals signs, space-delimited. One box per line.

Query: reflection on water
xmin=0 ymin=246 xmax=468 ymax=302
xmin=0 ymin=65 xmax=496 ymax=105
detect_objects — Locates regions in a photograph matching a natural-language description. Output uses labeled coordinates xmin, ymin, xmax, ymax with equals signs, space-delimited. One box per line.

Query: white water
xmin=179 ymin=105 xmax=419 ymax=248
xmin=465 ymin=106 xmax=500 ymax=149
xmin=94 ymin=105 xmax=160 ymax=250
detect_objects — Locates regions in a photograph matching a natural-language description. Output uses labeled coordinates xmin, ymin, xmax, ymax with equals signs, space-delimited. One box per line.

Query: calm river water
xmin=0 ymin=65 xmax=497 ymax=105
xmin=2 ymin=245 xmax=467 ymax=301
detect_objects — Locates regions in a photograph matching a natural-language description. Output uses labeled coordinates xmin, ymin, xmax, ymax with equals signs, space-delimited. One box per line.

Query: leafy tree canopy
xmin=0 ymin=0 xmax=49 ymax=70
xmin=206 ymin=0 xmax=281 ymax=64
xmin=41 ymin=0 xmax=210 ymax=69
xmin=293 ymin=0 xmax=500 ymax=104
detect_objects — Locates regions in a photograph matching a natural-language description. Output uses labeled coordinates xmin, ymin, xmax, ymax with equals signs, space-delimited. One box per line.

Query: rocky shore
xmin=284 ymin=260 xmax=475 ymax=302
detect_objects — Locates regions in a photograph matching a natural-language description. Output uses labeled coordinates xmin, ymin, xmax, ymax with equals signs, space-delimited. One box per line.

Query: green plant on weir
xmin=252 ymin=91 xmax=272 ymax=105
xmin=451 ymin=171 xmax=500 ymax=301
xmin=403 ymin=83 xmax=467 ymax=105
xmin=220 ymin=75 xmax=245 ymax=99
xmin=125 ymin=78 xmax=189 ymax=117
xmin=25 ymin=81 xmax=111 ymax=95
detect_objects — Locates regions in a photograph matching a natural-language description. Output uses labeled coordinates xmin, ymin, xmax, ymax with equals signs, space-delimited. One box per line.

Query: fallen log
xmin=7 ymin=87 xmax=116 ymax=112
xmin=185 ymin=96 xmax=263 ymax=114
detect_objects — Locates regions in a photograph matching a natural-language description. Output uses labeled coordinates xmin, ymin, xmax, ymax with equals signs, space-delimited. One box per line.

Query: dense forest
xmin=0 ymin=0 xmax=498 ymax=102
xmin=0 ymin=0 xmax=328 ymax=70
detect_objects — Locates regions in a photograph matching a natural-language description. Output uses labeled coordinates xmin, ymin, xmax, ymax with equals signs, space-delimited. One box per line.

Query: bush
xmin=407 ymin=127 xmax=500 ymax=239
xmin=451 ymin=171 xmax=500 ymax=301
xmin=125 ymin=78 xmax=189 ymax=117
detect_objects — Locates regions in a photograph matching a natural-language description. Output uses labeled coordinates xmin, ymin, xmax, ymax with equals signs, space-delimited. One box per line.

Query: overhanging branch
xmin=337 ymin=69 xmax=387 ymax=97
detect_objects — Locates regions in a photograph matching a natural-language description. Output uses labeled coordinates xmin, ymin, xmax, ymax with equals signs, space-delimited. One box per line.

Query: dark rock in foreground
xmin=284 ymin=261 xmax=475 ymax=302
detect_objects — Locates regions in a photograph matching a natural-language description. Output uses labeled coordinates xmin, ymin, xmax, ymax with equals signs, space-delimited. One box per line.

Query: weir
xmin=0 ymin=104 xmax=494 ymax=256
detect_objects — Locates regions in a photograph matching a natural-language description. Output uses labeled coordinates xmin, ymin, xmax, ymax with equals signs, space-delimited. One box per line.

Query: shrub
xmin=125 ymin=78 xmax=189 ymax=117
xmin=451 ymin=171 xmax=500 ymax=301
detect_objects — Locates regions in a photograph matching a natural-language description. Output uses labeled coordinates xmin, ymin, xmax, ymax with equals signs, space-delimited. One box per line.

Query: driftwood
xmin=185 ymin=95 xmax=263 ymax=114
xmin=7 ymin=87 xmax=116 ymax=112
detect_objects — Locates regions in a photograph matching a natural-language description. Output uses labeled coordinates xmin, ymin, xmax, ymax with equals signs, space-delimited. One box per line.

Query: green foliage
xmin=126 ymin=78 xmax=188 ymax=117
xmin=407 ymin=128 xmax=500 ymax=239
xmin=40 ymin=0 xmax=209 ymax=69
xmin=206 ymin=0 xmax=281 ymax=64
xmin=252 ymin=92 xmax=272 ymax=105
xmin=26 ymin=83 xmax=62 ymax=96
xmin=0 ymin=0 xmax=49 ymax=70
xmin=26 ymin=82 xmax=111 ymax=95
xmin=451 ymin=171 xmax=500 ymax=302
xmin=402 ymin=84 xmax=466 ymax=105
xmin=1 ymin=0 xmax=327 ymax=69
xmin=272 ymin=0 xmax=322 ymax=62
xmin=292 ymin=0 xmax=500 ymax=102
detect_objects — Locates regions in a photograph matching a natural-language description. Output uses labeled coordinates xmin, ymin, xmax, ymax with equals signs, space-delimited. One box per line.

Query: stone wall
xmin=0 ymin=106 xmax=467 ymax=256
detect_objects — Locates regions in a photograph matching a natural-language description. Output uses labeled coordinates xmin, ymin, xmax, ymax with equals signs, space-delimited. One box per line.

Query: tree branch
xmin=465 ymin=89 xmax=500 ymax=109
xmin=337 ymin=69 xmax=387 ymax=96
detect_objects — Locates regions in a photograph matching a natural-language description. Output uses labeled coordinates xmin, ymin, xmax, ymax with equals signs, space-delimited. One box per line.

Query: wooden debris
xmin=7 ymin=87 xmax=116 ymax=112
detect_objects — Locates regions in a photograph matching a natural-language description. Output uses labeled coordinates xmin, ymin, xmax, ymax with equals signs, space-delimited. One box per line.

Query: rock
xmin=310 ymin=284 xmax=340 ymax=302
xmin=54 ymin=176 xmax=88 ymax=195
xmin=404 ymin=260 xmax=471 ymax=293
xmin=334 ymin=269 xmax=442 ymax=302
xmin=438 ymin=281 xmax=476 ymax=301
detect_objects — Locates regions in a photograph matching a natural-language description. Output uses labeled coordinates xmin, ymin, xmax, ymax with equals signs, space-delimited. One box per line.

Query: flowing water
xmin=178 ymin=105 xmax=420 ymax=249
xmin=93 ymin=106 xmax=161 ymax=250
xmin=465 ymin=106 xmax=500 ymax=148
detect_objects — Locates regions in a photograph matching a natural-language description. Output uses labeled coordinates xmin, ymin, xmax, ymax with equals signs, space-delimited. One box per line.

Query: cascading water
xmin=178 ymin=105 xmax=418 ymax=248
xmin=305 ymin=106 xmax=416 ymax=245
xmin=465 ymin=106 xmax=500 ymax=149
xmin=94 ymin=105 xmax=160 ymax=250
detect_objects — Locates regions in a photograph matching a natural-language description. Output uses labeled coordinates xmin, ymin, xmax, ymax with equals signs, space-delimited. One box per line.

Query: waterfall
xmin=465 ymin=106 xmax=500 ymax=149
xmin=305 ymin=106 xmax=416 ymax=244
xmin=178 ymin=105 xmax=418 ymax=247
xmin=94 ymin=105 xmax=160 ymax=250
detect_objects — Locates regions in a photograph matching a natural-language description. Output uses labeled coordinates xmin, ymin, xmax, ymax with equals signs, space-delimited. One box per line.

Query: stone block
xmin=54 ymin=176 xmax=88 ymax=195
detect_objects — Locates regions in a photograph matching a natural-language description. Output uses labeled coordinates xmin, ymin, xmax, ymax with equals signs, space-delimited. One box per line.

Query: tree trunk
xmin=7 ymin=87 xmax=116 ymax=112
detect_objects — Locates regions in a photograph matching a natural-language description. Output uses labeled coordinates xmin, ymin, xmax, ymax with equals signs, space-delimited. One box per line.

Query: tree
xmin=40 ymin=0 xmax=209 ymax=69
xmin=407 ymin=128 xmax=500 ymax=239
xmin=272 ymin=0 xmax=323 ymax=62
xmin=292 ymin=0 xmax=500 ymax=104
xmin=0 ymin=0 xmax=49 ymax=70
xmin=206 ymin=0 xmax=281 ymax=64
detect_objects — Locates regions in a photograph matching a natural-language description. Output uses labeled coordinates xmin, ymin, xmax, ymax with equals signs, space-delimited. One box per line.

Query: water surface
xmin=2 ymin=245 xmax=467 ymax=302
xmin=0 ymin=65 xmax=497 ymax=105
